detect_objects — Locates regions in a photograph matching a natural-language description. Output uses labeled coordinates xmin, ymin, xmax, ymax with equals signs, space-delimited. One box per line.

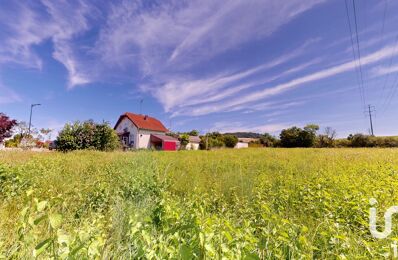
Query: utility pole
xmin=139 ymin=99 xmax=143 ymax=114
xmin=366 ymin=104 xmax=375 ymax=136
xmin=28 ymin=103 xmax=41 ymax=137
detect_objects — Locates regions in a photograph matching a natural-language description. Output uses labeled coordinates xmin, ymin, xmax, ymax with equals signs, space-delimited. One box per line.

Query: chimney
xmin=144 ymin=115 xmax=148 ymax=120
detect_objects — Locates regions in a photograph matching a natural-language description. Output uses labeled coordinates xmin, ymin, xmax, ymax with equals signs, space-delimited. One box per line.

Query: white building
xmin=234 ymin=138 xmax=259 ymax=149
xmin=234 ymin=142 xmax=249 ymax=149
xmin=186 ymin=136 xmax=201 ymax=150
xmin=114 ymin=112 xmax=179 ymax=151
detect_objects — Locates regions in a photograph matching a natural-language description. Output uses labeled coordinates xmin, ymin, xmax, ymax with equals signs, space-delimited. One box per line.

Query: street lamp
xmin=28 ymin=103 xmax=41 ymax=137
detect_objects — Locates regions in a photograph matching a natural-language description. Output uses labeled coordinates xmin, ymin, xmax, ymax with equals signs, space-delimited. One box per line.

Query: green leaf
xmin=49 ymin=213 xmax=62 ymax=229
xmin=33 ymin=214 xmax=47 ymax=225
xmin=243 ymin=253 xmax=260 ymax=260
xmin=33 ymin=238 xmax=51 ymax=257
xmin=224 ymin=231 xmax=233 ymax=242
xmin=70 ymin=242 xmax=86 ymax=256
xmin=179 ymin=245 xmax=193 ymax=260
xmin=37 ymin=201 xmax=48 ymax=212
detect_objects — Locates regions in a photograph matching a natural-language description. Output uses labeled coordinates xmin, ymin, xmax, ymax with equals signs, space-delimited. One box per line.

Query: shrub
xmin=260 ymin=133 xmax=277 ymax=147
xmin=347 ymin=134 xmax=374 ymax=148
xmin=179 ymin=134 xmax=190 ymax=150
xmin=199 ymin=132 xmax=225 ymax=150
xmin=57 ymin=120 xmax=120 ymax=152
xmin=0 ymin=113 xmax=17 ymax=143
xmin=223 ymin=135 xmax=238 ymax=148
xmin=378 ymin=137 xmax=398 ymax=147
xmin=280 ymin=125 xmax=318 ymax=148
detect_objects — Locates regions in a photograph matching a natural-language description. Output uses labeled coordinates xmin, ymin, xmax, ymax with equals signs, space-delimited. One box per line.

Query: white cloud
xmin=96 ymin=0 xmax=325 ymax=70
xmin=179 ymin=44 xmax=398 ymax=116
xmin=0 ymin=0 xmax=326 ymax=99
xmin=0 ymin=2 xmax=52 ymax=69
xmin=371 ymin=64 xmax=398 ymax=77
xmin=0 ymin=1 xmax=94 ymax=87
xmin=149 ymin=43 xmax=321 ymax=114
xmin=96 ymin=0 xmax=325 ymax=107
xmin=211 ymin=121 xmax=289 ymax=134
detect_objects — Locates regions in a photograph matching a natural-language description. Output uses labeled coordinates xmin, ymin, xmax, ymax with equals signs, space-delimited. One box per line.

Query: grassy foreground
xmin=1 ymin=149 xmax=398 ymax=259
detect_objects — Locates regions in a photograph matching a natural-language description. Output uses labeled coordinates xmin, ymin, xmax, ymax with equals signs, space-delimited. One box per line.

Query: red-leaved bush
xmin=0 ymin=113 xmax=17 ymax=142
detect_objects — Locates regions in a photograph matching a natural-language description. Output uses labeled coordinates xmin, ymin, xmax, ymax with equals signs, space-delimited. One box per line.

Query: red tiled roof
xmin=115 ymin=112 xmax=168 ymax=132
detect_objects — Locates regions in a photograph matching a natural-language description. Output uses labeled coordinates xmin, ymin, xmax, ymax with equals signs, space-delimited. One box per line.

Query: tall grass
xmin=1 ymin=149 xmax=398 ymax=258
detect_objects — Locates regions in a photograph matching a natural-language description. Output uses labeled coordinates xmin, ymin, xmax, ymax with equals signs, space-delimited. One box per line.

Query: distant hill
xmin=224 ymin=132 xmax=262 ymax=138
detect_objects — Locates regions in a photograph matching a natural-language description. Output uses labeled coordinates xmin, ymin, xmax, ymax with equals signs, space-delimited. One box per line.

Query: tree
xmin=179 ymin=134 xmax=190 ymax=150
xmin=260 ymin=133 xmax=277 ymax=147
xmin=304 ymin=124 xmax=319 ymax=134
xmin=280 ymin=124 xmax=319 ymax=148
xmin=15 ymin=121 xmax=28 ymax=137
xmin=0 ymin=113 xmax=17 ymax=143
xmin=318 ymin=127 xmax=336 ymax=147
xmin=92 ymin=122 xmax=120 ymax=151
xmin=39 ymin=128 xmax=53 ymax=141
xmin=280 ymin=127 xmax=302 ymax=147
xmin=199 ymin=132 xmax=225 ymax=150
xmin=57 ymin=120 xmax=120 ymax=152
xmin=188 ymin=130 xmax=199 ymax=136
xmin=223 ymin=135 xmax=238 ymax=148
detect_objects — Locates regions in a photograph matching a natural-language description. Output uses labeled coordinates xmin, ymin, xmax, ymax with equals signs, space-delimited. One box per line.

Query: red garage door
xmin=163 ymin=141 xmax=177 ymax=151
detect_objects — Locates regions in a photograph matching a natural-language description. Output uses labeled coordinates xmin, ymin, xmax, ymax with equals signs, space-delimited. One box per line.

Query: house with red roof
xmin=114 ymin=112 xmax=180 ymax=151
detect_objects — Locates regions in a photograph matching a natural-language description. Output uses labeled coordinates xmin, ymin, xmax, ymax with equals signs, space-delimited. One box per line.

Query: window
xmin=122 ymin=136 xmax=129 ymax=145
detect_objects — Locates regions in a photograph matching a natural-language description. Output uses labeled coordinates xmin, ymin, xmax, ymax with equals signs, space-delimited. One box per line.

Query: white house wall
xmin=186 ymin=142 xmax=200 ymax=150
xmin=115 ymin=118 xmax=138 ymax=148
xmin=234 ymin=142 xmax=249 ymax=149
xmin=137 ymin=129 xmax=166 ymax=149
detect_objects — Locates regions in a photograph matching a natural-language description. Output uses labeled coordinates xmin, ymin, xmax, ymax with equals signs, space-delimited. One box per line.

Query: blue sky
xmin=1 ymin=0 xmax=398 ymax=137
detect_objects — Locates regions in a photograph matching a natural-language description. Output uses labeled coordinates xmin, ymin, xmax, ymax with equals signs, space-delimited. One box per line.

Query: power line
xmin=380 ymin=0 xmax=388 ymax=40
xmin=352 ymin=0 xmax=367 ymax=107
xmin=382 ymin=71 xmax=398 ymax=114
xmin=344 ymin=0 xmax=366 ymax=107
xmin=378 ymin=35 xmax=398 ymax=108
xmin=377 ymin=0 xmax=398 ymax=116
xmin=375 ymin=0 xmax=389 ymax=101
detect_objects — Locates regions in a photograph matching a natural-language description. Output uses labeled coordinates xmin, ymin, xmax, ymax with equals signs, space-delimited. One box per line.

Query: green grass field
xmin=1 ymin=149 xmax=398 ymax=259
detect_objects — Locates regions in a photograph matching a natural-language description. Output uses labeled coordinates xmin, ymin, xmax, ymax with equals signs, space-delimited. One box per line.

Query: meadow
xmin=1 ymin=148 xmax=398 ymax=259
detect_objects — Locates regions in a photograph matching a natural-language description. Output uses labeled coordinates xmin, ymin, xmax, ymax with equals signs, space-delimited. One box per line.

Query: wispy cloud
xmin=0 ymin=0 xmax=326 ymax=103
xmin=0 ymin=1 xmax=95 ymax=87
xmin=144 ymin=40 xmax=321 ymax=115
xmin=371 ymin=64 xmax=398 ymax=77
xmin=211 ymin=121 xmax=289 ymax=134
xmin=169 ymin=57 xmax=321 ymax=116
xmin=97 ymin=0 xmax=325 ymax=71
xmin=178 ymin=44 xmax=398 ymax=116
